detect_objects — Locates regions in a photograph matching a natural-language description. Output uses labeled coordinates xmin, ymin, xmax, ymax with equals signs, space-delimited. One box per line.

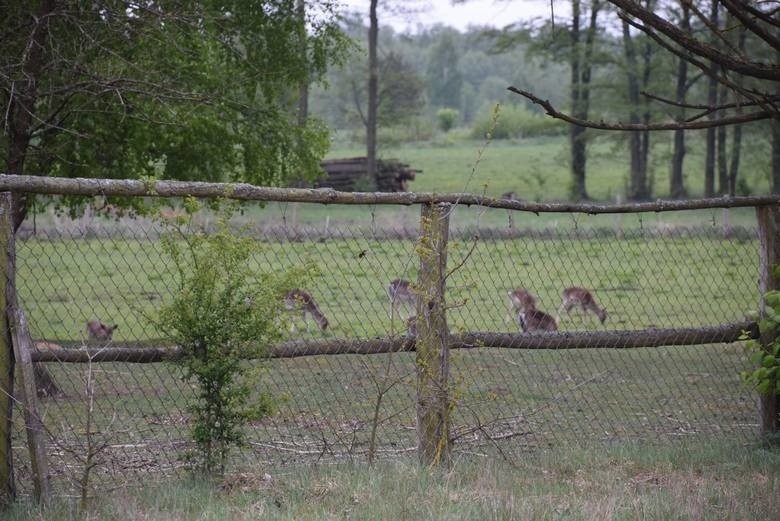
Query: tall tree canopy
xmin=1 ymin=1 xmax=347 ymax=202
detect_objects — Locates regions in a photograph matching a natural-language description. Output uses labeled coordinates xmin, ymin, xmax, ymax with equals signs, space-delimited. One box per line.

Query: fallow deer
xmin=387 ymin=279 xmax=416 ymax=316
xmin=86 ymin=319 xmax=118 ymax=341
xmin=507 ymin=288 xmax=537 ymax=313
xmin=517 ymin=308 xmax=558 ymax=332
xmin=559 ymin=287 xmax=607 ymax=324
xmin=284 ymin=289 xmax=329 ymax=331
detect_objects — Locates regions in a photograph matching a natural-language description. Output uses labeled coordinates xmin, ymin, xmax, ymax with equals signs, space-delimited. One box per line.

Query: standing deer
xmin=86 ymin=319 xmax=118 ymax=341
xmin=517 ymin=308 xmax=558 ymax=332
xmin=387 ymin=279 xmax=416 ymax=316
xmin=559 ymin=287 xmax=607 ymax=323
xmin=284 ymin=289 xmax=329 ymax=331
xmin=507 ymin=288 xmax=537 ymax=313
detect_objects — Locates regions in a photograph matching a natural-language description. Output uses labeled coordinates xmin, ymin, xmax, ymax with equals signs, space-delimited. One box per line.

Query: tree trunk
xmin=704 ymin=0 xmax=719 ymax=197
xmin=728 ymin=26 xmax=747 ymax=196
xmin=622 ymin=19 xmax=649 ymax=200
xmin=296 ymin=0 xmax=309 ymax=129
xmin=366 ymin=0 xmax=379 ymax=191
xmin=569 ymin=0 xmax=600 ymax=201
xmin=5 ymin=0 xmax=56 ymax=230
xmin=569 ymin=0 xmax=587 ymax=200
xmin=670 ymin=3 xmax=690 ymax=198
xmin=717 ymin=81 xmax=729 ymax=195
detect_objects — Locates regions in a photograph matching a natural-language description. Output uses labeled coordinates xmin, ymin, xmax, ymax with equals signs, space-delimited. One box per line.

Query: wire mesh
xmin=8 ymin=199 xmax=759 ymax=496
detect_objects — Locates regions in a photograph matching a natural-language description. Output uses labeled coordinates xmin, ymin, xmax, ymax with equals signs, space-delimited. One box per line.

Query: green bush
xmin=436 ymin=108 xmax=459 ymax=132
xmin=157 ymin=200 xmax=309 ymax=475
xmin=742 ymin=279 xmax=780 ymax=400
xmin=471 ymin=103 xmax=566 ymax=140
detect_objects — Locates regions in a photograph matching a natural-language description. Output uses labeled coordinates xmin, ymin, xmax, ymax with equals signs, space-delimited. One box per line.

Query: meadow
xmin=8 ymin=441 xmax=779 ymax=520
xmin=7 ymin=135 xmax=771 ymax=509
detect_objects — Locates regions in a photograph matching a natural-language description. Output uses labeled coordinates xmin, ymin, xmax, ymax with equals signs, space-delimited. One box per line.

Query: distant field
xmin=18 ymin=232 xmax=757 ymax=342
xmin=225 ymin=135 xmax=770 ymax=228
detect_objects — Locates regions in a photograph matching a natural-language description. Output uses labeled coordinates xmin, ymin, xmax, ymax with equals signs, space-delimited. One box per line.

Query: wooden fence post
xmin=415 ymin=203 xmax=451 ymax=467
xmin=757 ymin=205 xmax=780 ymax=435
xmin=0 ymin=192 xmax=51 ymax=503
xmin=0 ymin=193 xmax=15 ymax=504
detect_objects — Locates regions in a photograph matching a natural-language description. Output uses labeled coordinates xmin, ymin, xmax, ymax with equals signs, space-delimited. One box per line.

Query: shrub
xmin=157 ymin=200 xmax=309 ymax=475
xmin=471 ymin=103 xmax=566 ymax=139
xmin=436 ymin=108 xmax=459 ymax=133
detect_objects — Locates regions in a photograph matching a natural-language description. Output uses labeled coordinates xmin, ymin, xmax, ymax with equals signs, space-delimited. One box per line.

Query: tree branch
xmin=508 ymin=86 xmax=773 ymax=130
xmin=610 ymin=0 xmax=780 ymax=80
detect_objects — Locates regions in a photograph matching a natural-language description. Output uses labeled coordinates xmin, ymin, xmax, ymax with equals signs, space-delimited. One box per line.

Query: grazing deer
xmin=559 ymin=287 xmax=607 ymax=324
xmin=387 ymin=279 xmax=416 ymax=316
xmin=86 ymin=319 xmax=118 ymax=341
xmin=507 ymin=288 xmax=537 ymax=313
xmin=284 ymin=289 xmax=329 ymax=331
xmin=517 ymin=309 xmax=558 ymax=332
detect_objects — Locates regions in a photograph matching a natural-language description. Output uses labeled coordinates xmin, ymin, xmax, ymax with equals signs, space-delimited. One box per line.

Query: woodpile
xmin=316 ymin=157 xmax=420 ymax=192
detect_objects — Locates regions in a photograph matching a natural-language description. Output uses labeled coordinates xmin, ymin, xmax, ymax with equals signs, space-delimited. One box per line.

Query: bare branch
xmin=720 ymin=0 xmax=780 ymax=51
xmin=610 ymin=0 xmax=780 ymax=80
xmin=508 ymin=86 xmax=773 ymax=130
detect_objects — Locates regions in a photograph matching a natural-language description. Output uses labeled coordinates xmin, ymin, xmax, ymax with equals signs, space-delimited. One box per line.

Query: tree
xmin=510 ymin=0 xmax=780 ymax=195
xmin=367 ymin=0 xmax=379 ymax=190
xmin=1 ymin=1 xmax=348 ymax=227
xmin=569 ymin=0 xmax=602 ymax=200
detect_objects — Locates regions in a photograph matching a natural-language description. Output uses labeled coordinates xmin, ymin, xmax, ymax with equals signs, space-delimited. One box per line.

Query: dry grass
xmin=6 ymin=439 xmax=779 ymax=520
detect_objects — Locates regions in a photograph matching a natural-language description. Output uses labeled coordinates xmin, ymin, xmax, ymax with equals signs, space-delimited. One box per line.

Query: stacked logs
xmin=316 ymin=157 xmax=420 ymax=192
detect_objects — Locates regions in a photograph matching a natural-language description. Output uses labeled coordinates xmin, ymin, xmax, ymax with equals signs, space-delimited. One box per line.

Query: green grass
xmin=8 ymin=440 xmax=779 ymax=520
xmin=9 ymin=227 xmax=761 ymax=498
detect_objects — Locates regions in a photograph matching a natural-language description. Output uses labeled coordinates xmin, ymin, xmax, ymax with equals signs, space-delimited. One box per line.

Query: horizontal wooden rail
xmin=31 ymin=321 xmax=759 ymax=363
xmin=2 ymin=174 xmax=779 ymax=214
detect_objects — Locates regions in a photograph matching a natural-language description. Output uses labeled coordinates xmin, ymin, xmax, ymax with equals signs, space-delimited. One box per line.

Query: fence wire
xmin=8 ymin=200 xmax=759 ymax=496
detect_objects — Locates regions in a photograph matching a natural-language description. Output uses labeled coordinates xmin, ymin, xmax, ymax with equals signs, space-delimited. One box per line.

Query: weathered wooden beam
xmin=30 ymin=321 xmax=759 ymax=363
xmin=1 ymin=174 xmax=778 ymax=214
xmin=757 ymin=206 xmax=780 ymax=435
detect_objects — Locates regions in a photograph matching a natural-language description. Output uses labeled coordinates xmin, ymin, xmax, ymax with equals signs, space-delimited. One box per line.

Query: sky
xmin=339 ymin=0 xmax=569 ymax=33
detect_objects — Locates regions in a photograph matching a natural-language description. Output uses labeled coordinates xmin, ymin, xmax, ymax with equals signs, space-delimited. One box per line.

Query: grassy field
xmin=7 ymin=136 xmax=770 ymax=504
xmin=199 ymin=135 xmax=769 ymax=229
xmin=8 ymin=440 xmax=779 ymax=520
xmin=9 ymin=222 xmax=761 ymax=498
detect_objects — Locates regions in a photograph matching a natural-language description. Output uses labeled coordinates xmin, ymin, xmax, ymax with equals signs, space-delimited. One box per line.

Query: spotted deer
xmin=517 ymin=308 xmax=558 ymax=332
xmin=559 ymin=287 xmax=607 ymax=324
xmin=284 ymin=289 xmax=329 ymax=331
xmin=507 ymin=288 xmax=537 ymax=313
xmin=86 ymin=319 xmax=118 ymax=341
xmin=387 ymin=279 xmax=416 ymax=316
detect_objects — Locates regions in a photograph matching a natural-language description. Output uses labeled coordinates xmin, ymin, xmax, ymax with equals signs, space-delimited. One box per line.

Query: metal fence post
xmin=757 ymin=205 xmax=780 ymax=435
xmin=415 ymin=202 xmax=451 ymax=466
xmin=0 ymin=193 xmax=15 ymax=504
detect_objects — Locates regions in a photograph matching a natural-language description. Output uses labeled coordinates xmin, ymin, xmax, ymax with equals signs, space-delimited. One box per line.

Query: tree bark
xmin=623 ymin=19 xmax=650 ymax=200
xmin=728 ymin=27 xmax=747 ymax=196
xmin=569 ymin=0 xmax=600 ymax=201
xmin=366 ymin=0 xmax=379 ymax=191
xmin=670 ymin=1 xmax=690 ymax=200
xmin=704 ymin=0 xmax=719 ymax=197
xmin=5 ymin=0 xmax=57 ymax=231
xmin=296 ymin=0 xmax=309 ymax=129
xmin=757 ymin=207 xmax=780 ymax=435
xmin=569 ymin=0 xmax=587 ymax=200
xmin=0 ymin=194 xmax=15 ymax=505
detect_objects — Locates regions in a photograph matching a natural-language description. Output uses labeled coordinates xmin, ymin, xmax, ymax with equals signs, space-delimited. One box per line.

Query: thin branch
xmin=508 ymin=86 xmax=773 ymax=130
xmin=610 ymin=0 xmax=780 ymax=80
xmin=720 ymin=0 xmax=780 ymax=51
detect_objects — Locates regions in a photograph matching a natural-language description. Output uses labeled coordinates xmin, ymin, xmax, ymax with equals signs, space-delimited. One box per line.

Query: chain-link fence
xmin=2 ymin=182 xmax=772 ymax=497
